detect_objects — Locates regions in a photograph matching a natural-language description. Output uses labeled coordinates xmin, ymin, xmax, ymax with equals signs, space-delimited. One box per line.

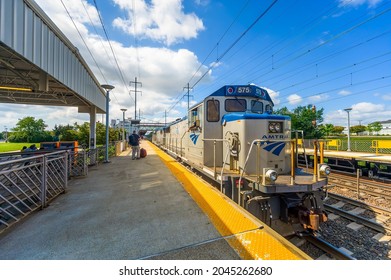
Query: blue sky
xmin=2 ymin=0 xmax=390 ymax=130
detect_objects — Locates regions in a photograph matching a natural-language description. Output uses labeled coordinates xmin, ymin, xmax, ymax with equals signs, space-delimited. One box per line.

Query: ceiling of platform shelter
xmin=0 ymin=42 xmax=91 ymax=108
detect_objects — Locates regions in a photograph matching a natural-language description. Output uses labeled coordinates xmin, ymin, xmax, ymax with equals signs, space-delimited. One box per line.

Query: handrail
xmin=202 ymin=138 xmax=230 ymax=192
xmin=238 ymin=139 xmax=294 ymax=206
xmin=180 ymin=131 xmax=188 ymax=157
xmin=293 ymin=130 xmax=308 ymax=171
xmin=0 ymin=150 xmax=68 ymax=166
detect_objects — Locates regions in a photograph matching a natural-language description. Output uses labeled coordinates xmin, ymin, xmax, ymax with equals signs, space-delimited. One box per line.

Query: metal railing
xmin=0 ymin=141 xmax=126 ymax=233
xmin=0 ymin=151 xmax=68 ymax=232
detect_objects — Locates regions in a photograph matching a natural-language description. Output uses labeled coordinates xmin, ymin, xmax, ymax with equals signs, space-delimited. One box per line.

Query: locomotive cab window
xmin=207 ymin=99 xmax=220 ymax=122
xmin=189 ymin=106 xmax=202 ymax=131
xmin=225 ymin=99 xmax=246 ymax=112
xmin=251 ymin=100 xmax=263 ymax=114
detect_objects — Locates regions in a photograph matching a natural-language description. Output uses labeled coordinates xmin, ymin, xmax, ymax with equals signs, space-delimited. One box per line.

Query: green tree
xmin=75 ymin=122 xmax=120 ymax=147
xmin=52 ymin=124 xmax=77 ymax=141
xmin=318 ymin=123 xmax=334 ymax=137
xmin=332 ymin=126 xmax=345 ymax=135
xmin=367 ymin=122 xmax=382 ymax=135
xmin=350 ymin=125 xmax=366 ymax=135
xmin=275 ymin=105 xmax=324 ymax=138
xmin=10 ymin=116 xmax=51 ymax=143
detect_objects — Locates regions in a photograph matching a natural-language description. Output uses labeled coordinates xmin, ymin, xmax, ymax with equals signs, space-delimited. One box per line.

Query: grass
xmin=0 ymin=143 xmax=40 ymax=153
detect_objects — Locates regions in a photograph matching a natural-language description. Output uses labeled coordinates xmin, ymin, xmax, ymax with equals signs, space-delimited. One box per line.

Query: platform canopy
xmin=0 ymin=0 xmax=106 ymax=113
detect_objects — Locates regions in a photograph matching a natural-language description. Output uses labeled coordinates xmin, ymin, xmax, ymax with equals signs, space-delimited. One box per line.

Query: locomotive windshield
xmin=225 ymin=99 xmax=246 ymax=112
xmin=251 ymin=100 xmax=263 ymax=114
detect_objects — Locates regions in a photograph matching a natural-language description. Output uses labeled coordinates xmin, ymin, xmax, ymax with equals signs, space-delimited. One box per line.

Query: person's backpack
xmin=129 ymin=134 xmax=139 ymax=145
xmin=129 ymin=135 xmax=135 ymax=145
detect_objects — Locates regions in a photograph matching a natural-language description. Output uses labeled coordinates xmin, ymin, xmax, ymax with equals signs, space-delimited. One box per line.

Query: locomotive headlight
xmin=268 ymin=121 xmax=283 ymax=133
xmin=268 ymin=123 xmax=276 ymax=133
xmin=319 ymin=164 xmax=331 ymax=176
xmin=266 ymin=169 xmax=278 ymax=181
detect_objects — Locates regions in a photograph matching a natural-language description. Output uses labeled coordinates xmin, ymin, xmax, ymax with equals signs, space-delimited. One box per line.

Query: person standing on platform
xmin=129 ymin=130 xmax=141 ymax=160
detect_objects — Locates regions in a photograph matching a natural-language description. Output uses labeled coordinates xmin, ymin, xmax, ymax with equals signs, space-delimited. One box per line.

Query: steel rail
xmin=303 ymin=235 xmax=355 ymax=260
xmin=325 ymin=196 xmax=391 ymax=234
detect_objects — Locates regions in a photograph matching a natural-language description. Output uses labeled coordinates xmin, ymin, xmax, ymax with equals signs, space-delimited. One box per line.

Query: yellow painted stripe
xmin=149 ymin=142 xmax=311 ymax=260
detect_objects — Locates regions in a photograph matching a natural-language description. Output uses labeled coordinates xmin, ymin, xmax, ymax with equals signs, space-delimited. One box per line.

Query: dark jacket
xmin=129 ymin=133 xmax=140 ymax=146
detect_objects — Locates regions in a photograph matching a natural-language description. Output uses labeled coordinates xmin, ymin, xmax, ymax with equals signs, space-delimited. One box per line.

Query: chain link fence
xmin=300 ymin=139 xmax=391 ymax=154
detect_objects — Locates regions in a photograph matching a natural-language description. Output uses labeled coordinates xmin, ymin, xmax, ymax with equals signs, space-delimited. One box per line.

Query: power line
xmin=187 ymin=0 xmax=252 ymax=86
xmin=131 ymin=0 xmax=141 ymax=79
xmin=249 ymin=4 xmax=391 ymax=83
xmin=277 ymin=75 xmax=391 ymax=107
xmin=191 ymin=0 xmax=280 ymax=89
xmin=60 ymin=0 xmax=122 ymax=105
xmin=93 ymin=0 xmax=131 ymax=95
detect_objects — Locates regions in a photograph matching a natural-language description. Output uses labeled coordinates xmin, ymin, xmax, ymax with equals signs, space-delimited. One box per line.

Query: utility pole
xmin=130 ymin=77 xmax=142 ymax=120
xmin=164 ymin=110 xmax=167 ymax=126
xmin=183 ymin=83 xmax=193 ymax=111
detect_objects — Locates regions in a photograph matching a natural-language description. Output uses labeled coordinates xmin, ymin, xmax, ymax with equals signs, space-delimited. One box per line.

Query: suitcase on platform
xmin=140 ymin=148 xmax=147 ymax=158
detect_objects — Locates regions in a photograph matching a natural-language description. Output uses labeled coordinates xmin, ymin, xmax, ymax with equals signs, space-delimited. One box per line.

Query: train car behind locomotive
xmin=153 ymin=85 xmax=331 ymax=236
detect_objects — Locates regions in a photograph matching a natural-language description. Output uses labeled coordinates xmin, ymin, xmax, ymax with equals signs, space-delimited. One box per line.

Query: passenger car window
xmin=251 ymin=100 xmax=263 ymax=114
xmin=225 ymin=99 xmax=246 ymax=112
xmin=207 ymin=99 xmax=220 ymax=122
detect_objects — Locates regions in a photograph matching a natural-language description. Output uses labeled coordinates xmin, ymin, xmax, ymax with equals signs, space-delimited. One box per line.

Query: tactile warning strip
xmin=150 ymin=142 xmax=311 ymax=260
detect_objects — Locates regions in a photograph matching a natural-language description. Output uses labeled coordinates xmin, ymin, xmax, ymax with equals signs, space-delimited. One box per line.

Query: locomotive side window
xmin=189 ymin=106 xmax=202 ymax=131
xmin=207 ymin=99 xmax=220 ymax=122
xmin=251 ymin=100 xmax=263 ymax=114
xmin=225 ymin=99 xmax=246 ymax=112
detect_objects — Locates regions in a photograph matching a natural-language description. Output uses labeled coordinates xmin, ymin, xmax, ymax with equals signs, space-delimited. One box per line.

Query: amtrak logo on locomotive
xmin=261 ymin=141 xmax=286 ymax=156
xmin=260 ymin=134 xmax=289 ymax=156
xmin=190 ymin=133 xmax=200 ymax=145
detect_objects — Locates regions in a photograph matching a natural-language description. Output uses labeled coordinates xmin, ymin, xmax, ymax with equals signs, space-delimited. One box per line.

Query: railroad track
xmin=325 ymin=193 xmax=391 ymax=234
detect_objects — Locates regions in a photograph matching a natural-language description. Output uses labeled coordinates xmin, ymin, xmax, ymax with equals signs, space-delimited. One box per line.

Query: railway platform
xmin=0 ymin=141 xmax=309 ymax=260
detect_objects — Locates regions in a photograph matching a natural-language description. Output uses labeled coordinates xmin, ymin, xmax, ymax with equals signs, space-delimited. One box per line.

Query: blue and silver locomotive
xmin=153 ymin=84 xmax=331 ymax=235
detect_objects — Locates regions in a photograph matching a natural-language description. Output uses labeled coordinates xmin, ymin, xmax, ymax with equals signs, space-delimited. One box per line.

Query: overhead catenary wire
xmin=195 ymin=0 xmax=344 ymax=94
xmin=162 ymin=0 xmax=281 ymax=120
xmin=164 ymin=0 xmax=254 ymax=117
xmin=79 ymin=0 xmax=116 ymax=76
xmin=60 ymin=0 xmax=121 ymax=105
xmin=248 ymin=4 xmax=391 ymax=84
xmin=277 ymin=75 xmax=391 ymax=107
xmin=190 ymin=0 xmax=279 ymax=90
xmin=93 ymin=0 xmax=133 ymax=98
xmin=132 ymin=0 xmax=141 ymax=80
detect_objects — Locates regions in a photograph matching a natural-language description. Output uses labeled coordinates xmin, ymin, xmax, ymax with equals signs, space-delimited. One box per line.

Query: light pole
xmin=120 ymin=108 xmax=127 ymax=142
xmin=101 ymin=84 xmax=115 ymax=163
xmin=4 ymin=126 xmax=7 ymax=143
xmin=344 ymin=108 xmax=352 ymax=152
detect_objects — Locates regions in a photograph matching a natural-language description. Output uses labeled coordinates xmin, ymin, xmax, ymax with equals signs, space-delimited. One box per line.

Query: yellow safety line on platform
xmin=150 ymin=143 xmax=311 ymax=260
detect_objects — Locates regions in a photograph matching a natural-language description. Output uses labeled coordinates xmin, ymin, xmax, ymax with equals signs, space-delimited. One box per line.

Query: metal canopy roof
xmin=0 ymin=0 xmax=106 ymax=113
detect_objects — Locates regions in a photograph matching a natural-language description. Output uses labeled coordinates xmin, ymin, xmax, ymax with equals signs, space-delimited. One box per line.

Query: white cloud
xmin=382 ymin=94 xmax=391 ymax=101
xmin=352 ymin=102 xmax=384 ymax=113
xmin=112 ymin=0 xmax=205 ymax=45
xmin=324 ymin=102 xmax=391 ymax=126
xmin=0 ymin=0 xmax=211 ymax=130
xmin=261 ymin=87 xmax=280 ymax=106
xmin=194 ymin=0 xmax=210 ymax=6
xmin=338 ymin=0 xmax=382 ymax=7
xmin=338 ymin=90 xmax=351 ymax=96
xmin=287 ymin=94 xmax=302 ymax=105
xmin=309 ymin=94 xmax=329 ymax=103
